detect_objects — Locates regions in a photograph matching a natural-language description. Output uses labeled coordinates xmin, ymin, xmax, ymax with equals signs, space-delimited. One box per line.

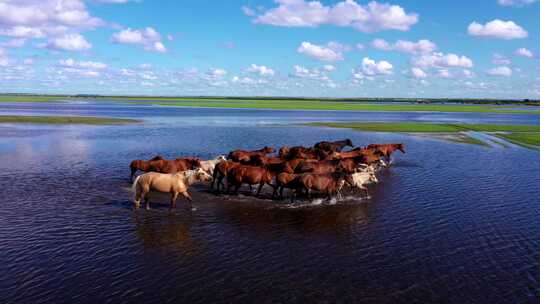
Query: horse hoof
xmin=191 ymin=207 xmax=197 ymax=211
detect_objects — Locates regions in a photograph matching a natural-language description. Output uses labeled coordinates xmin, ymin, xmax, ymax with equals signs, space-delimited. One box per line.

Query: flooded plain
xmin=1 ymin=101 xmax=539 ymax=303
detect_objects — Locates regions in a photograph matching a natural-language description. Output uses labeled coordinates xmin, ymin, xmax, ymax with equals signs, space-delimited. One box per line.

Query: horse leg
xmin=256 ymin=183 xmax=264 ymax=197
xmin=364 ymin=187 xmax=370 ymax=198
xmin=249 ymin=184 xmax=253 ymax=192
xmin=170 ymin=192 xmax=179 ymax=210
xmin=181 ymin=191 xmax=194 ymax=210
xmin=280 ymin=186 xmax=285 ymax=200
xmin=226 ymin=181 xmax=232 ymax=194
xmin=134 ymin=187 xmax=142 ymax=209
xmin=143 ymin=191 xmax=150 ymax=210
xmin=290 ymin=188 xmax=296 ymax=204
xmin=305 ymin=187 xmax=311 ymax=200
xmin=210 ymin=171 xmax=216 ymax=190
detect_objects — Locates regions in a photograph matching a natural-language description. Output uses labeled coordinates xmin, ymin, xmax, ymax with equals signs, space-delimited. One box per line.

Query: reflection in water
xmin=1 ymin=103 xmax=540 ymax=303
xmin=217 ymin=201 xmax=370 ymax=234
xmin=132 ymin=212 xmax=200 ymax=256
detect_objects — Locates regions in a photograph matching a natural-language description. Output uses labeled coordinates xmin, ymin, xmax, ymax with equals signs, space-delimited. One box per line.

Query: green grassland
xmin=150 ymin=99 xmax=540 ymax=114
xmin=0 ymin=96 xmax=69 ymax=103
xmin=0 ymin=115 xmax=140 ymax=125
xmin=1 ymin=95 xmax=539 ymax=114
xmin=308 ymin=122 xmax=540 ymax=150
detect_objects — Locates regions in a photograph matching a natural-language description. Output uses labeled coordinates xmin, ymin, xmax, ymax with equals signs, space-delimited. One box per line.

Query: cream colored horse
xmin=199 ymin=155 xmax=226 ymax=176
xmin=132 ymin=168 xmax=212 ymax=210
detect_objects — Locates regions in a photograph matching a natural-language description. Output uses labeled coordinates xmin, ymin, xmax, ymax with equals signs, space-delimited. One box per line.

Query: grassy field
xmin=308 ymin=122 xmax=540 ymax=149
xmin=1 ymin=95 xmax=539 ymax=114
xmin=0 ymin=115 xmax=140 ymax=125
xmin=150 ymin=100 xmax=540 ymax=114
xmin=0 ymin=96 xmax=69 ymax=103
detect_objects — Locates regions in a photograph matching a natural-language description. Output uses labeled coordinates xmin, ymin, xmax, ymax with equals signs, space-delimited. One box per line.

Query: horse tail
xmin=132 ymin=175 xmax=141 ymax=194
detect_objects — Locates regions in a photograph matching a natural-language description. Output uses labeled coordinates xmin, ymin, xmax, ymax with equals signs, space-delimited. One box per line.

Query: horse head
xmin=396 ymin=143 xmax=406 ymax=153
xmin=195 ymin=168 xmax=213 ymax=182
xmin=345 ymin=139 xmax=353 ymax=147
xmin=216 ymin=155 xmax=227 ymax=161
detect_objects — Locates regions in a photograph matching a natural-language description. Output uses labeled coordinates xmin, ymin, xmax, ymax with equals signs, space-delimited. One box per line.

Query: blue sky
xmin=0 ymin=0 xmax=539 ymax=98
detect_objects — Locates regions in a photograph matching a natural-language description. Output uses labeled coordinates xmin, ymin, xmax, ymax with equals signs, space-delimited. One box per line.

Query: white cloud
xmin=253 ymin=0 xmax=418 ymax=33
xmin=411 ymin=52 xmax=473 ymax=69
xmin=372 ymin=38 xmax=437 ymax=54
xmin=23 ymin=58 xmax=35 ymax=65
xmin=355 ymin=43 xmax=365 ymax=51
xmin=410 ymin=67 xmax=427 ymax=78
xmin=94 ymin=0 xmax=133 ymax=3
xmin=462 ymin=69 xmax=475 ymax=78
xmin=41 ymin=34 xmax=92 ymax=51
xmin=290 ymin=65 xmax=330 ymax=80
xmin=242 ymin=6 xmax=256 ymax=16
xmin=55 ymin=58 xmax=107 ymax=78
xmin=111 ymin=27 xmax=167 ymax=52
xmin=323 ymin=64 xmax=336 ymax=71
xmin=297 ymin=41 xmax=344 ymax=61
xmin=487 ymin=66 xmax=513 ymax=77
xmin=0 ymin=38 xmax=26 ymax=48
xmin=0 ymin=48 xmax=10 ymax=66
xmin=207 ymin=68 xmax=227 ymax=77
xmin=372 ymin=38 xmax=392 ymax=51
xmin=492 ymin=53 xmax=512 ymax=65
xmin=58 ymin=58 xmax=107 ymax=69
xmin=515 ymin=48 xmax=533 ymax=58
xmin=498 ymin=0 xmax=538 ymax=6
xmin=327 ymin=41 xmax=351 ymax=52
xmin=0 ymin=0 xmax=102 ymax=47
xmin=436 ymin=69 xmax=452 ymax=78
xmin=246 ymin=64 xmax=275 ymax=76
xmin=468 ymin=19 xmax=527 ymax=39
xmin=353 ymin=57 xmax=393 ymax=79
xmin=231 ymin=76 xmax=266 ymax=85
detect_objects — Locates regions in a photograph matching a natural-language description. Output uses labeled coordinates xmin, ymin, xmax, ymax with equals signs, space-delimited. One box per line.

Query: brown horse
xmin=314 ymin=139 xmax=353 ymax=152
xmin=212 ymin=160 xmax=241 ymax=192
xmin=295 ymin=158 xmax=362 ymax=174
xmin=132 ymin=168 xmax=212 ymax=210
xmin=366 ymin=143 xmax=405 ymax=163
xmin=129 ymin=155 xmax=165 ymax=181
xmin=148 ymin=157 xmax=201 ymax=174
xmin=227 ymin=146 xmax=274 ymax=163
xmin=227 ymin=164 xmax=274 ymax=197
xmin=273 ymin=172 xmax=301 ymax=199
xmin=284 ymin=146 xmax=337 ymax=160
xmin=292 ymin=172 xmax=353 ymax=203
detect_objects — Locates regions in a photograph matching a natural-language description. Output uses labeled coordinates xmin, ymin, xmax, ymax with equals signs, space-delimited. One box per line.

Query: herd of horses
xmin=130 ymin=139 xmax=405 ymax=210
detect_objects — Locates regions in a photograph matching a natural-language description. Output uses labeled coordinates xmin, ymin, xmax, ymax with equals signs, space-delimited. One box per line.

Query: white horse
xmin=199 ymin=155 xmax=227 ymax=176
xmin=132 ymin=168 xmax=212 ymax=210
xmin=349 ymin=169 xmax=378 ymax=197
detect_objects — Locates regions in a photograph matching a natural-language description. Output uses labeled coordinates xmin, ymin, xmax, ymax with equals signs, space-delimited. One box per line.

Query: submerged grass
xmin=0 ymin=115 xmax=140 ymax=125
xmin=493 ymin=133 xmax=540 ymax=149
xmin=308 ymin=122 xmax=540 ymax=133
xmin=308 ymin=122 xmax=540 ymax=149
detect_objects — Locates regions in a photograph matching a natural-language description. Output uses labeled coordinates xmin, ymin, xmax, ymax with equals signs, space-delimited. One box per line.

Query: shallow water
xmin=1 ymin=102 xmax=540 ymax=303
